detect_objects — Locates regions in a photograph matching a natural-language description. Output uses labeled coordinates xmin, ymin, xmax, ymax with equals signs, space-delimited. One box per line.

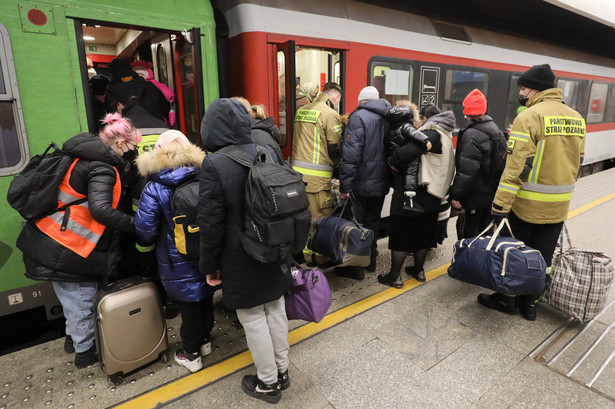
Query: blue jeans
xmin=52 ymin=281 xmax=98 ymax=353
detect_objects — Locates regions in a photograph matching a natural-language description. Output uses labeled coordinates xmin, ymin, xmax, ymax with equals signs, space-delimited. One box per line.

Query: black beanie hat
xmin=517 ymin=64 xmax=555 ymax=91
xmin=109 ymin=57 xmax=134 ymax=80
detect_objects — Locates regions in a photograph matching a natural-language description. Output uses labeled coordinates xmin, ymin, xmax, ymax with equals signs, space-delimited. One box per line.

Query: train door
xmin=272 ymin=40 xmax=345 ymax=159
xmin=74 ymin=21 xmax=204 ymax=144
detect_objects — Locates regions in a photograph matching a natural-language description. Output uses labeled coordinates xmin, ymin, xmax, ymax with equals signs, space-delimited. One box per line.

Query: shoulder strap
xmin=217 ymin=145 xmax=256 ymax=168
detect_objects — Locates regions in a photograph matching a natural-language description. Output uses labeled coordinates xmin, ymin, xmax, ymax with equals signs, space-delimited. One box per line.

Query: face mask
xmin=518 ymin=94 xmax=529 ymax=107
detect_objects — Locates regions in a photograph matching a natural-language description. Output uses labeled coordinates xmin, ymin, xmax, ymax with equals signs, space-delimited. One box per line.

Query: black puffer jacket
xmin=339 ymin=99 xmax=392 ymax=197
xmin=198 ymin=99 xmax=291 ymax=310
xmin=251 ymin=117 xmax=284 ymax=164
xmin=449 ymin=115 xmax=501 ymax=210
xmin=17 ymin=133 xmax=135 ymax=282
xmin=389 ymin=111 xmax=456 ymax=216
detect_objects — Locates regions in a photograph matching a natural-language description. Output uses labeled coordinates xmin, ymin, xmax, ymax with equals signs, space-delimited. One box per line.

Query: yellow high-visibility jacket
xmin=291 ymin=93 xmax=343 ymax=192
xmin=492 ymin=88 xmax=585 ymax=224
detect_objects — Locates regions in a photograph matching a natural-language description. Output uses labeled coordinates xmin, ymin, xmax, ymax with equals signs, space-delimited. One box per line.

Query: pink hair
xmin=99 ymin=113 xmax=142 ymax=144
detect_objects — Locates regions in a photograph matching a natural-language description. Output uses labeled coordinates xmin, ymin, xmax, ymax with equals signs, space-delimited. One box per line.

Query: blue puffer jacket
xmin=135 ymin=143 xmax=213 ymax=302
xmin=340 ymin=98 xmax=392 ymax=197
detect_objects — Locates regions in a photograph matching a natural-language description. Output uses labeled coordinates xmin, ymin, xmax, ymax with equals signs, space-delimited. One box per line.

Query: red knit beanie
xmin=462 ymin=89 xmax=487 ymax=116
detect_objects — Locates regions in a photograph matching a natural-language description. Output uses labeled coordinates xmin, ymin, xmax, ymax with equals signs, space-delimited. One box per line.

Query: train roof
xmin=213 ymin=0 xmax=615 ymax=71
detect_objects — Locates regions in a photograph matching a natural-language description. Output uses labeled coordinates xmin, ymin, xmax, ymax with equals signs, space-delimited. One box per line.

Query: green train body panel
xmin=0 ymin=1 xmax=217 ymax=314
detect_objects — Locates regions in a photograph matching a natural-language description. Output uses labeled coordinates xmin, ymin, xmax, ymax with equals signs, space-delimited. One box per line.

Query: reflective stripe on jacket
xmin=36 ymin=159 xmax=122 ymax=258
xmin=292 ymin=93 xmax=342 ymax=192
xmin=492 ymin=88 xmax=585 ymax=223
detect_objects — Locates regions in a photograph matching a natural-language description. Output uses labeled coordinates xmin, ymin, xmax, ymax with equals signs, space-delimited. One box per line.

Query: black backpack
xmin=218 ymin=145 xmax=311 ymax=264
xmin=7 ymin=142 xmax=83 ymax=220
xmin=488 ymin=130 xmax=508 ymax=188
xmin=169 ymin=176 xmax=200 ymax=260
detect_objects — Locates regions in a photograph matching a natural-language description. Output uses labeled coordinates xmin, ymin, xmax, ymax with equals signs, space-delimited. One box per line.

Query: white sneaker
xmin=174 ymin=349 xmax=202 ymax=373
xmin=200 ymin=339 xmax=212 ymax=356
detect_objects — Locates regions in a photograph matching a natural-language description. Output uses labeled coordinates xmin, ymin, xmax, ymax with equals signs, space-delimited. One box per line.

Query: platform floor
xmin=2 ymin=168 xmax=615 ymax=409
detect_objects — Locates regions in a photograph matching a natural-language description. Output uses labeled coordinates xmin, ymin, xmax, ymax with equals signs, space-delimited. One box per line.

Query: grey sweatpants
xmin=236 ymin=296 xmax=290 ymax=384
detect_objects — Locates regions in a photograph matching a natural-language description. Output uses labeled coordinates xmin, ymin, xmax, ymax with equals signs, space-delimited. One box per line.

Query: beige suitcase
xmin=94 ymin=277 xmax=168 ymax=385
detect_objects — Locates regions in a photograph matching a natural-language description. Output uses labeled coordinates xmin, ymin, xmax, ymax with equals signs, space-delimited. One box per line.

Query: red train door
xmin=270 ymin=38 xmax=346 ymax=160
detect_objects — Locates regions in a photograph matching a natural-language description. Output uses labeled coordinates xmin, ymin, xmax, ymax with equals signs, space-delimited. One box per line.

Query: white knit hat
xmin=155 ymin=130 xmax=190 ymax=149
xmin=358 ymin=86 xmax=379 ymax=102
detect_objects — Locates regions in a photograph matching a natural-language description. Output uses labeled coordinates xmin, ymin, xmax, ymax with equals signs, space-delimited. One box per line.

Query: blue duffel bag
xmin=307 ymin=197 xmax=374 ymax=267
xmin=448 ymin=219 xmax=547 ymax=295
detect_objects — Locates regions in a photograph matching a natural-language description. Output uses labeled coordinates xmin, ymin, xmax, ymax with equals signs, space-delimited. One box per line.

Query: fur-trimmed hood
xmin=136 ymin=143 xmax=204 ymax=178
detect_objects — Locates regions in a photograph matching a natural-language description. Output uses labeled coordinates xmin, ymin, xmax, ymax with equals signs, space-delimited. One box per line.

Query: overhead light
xmin=83 ymin=35 xmax=95 ymax=41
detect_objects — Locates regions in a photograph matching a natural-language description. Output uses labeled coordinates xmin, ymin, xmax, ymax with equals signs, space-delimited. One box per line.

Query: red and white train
xmin=214 ymin=0 xmax=615 ymax=169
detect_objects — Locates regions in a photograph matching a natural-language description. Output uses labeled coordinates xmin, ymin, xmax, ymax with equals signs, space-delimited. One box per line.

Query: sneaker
xmin=334 ymin=266 xmax=365 ymax=281
xmin=200 ymin=338 xmax=212 ymax=356
xmin=278 ymin=369 xmax=290 ymax=390
xmin=477 ymin=293 xmax=517 ymax=315
xmin=517 ymin=295 xmax=538 ymax=321
xmin=74 ymin=345 xmax=98 ymax=369
xmin=377 ymin=272 xmax=404 ymax=289
xmin=241 ymin=375 xmax=281 ymax=404
xmin=174 ymin=348 xmax=203 ymax=373
xmin=64 ymin=335 xmax=75 ymax=354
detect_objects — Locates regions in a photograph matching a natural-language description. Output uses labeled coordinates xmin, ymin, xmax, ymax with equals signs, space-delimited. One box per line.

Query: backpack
xmin=7 ymin=142 xmax=83 ymax=220
xmin=488 ymin=130 xmax=508 ymax=188
xmin=218 ymin=145 xmax=311 ymax=264
xmin=169 ymin=176 xmax=200 ymax=260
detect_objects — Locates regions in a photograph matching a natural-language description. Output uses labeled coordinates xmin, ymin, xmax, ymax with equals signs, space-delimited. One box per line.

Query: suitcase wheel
xmin=109 ymin=375 xmax=123 ymax=386
xmin=160 ymin=352 xmax=168 ymax=363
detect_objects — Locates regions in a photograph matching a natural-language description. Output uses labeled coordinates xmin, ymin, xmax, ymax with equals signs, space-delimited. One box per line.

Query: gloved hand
xmin=491 ymin=210 xmax=508 ymax=228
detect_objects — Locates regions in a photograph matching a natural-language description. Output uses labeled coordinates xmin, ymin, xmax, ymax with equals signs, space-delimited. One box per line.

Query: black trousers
xmin=507 ymin=211 xmax=563 ymax=267
xmin=459 ymin=207 xmax=492 ymax=239
xmin=174 ymin=296 xmax=215 ymax=353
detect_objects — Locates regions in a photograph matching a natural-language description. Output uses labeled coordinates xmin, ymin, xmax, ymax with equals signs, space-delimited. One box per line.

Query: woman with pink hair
xmin=17 ymin=114 xmax=142 ymax=368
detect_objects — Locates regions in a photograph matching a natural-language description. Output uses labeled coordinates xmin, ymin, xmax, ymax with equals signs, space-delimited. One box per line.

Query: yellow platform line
xmin=115 ymin=192 xmax=613 ymax=408
xmin=115 ymin=265 xmax=450 ymax=408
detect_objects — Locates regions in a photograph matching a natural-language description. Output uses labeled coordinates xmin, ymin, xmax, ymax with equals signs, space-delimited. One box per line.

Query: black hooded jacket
xmin=251 ymin=117 xmax=284 ymax=164
xmin=17 ymin=133 xmax=135 ymax=282
xmin=198 ymin=99 xmax=291 ymax=310
xmin=339 ymin=98 xmax=392 ymax=196
xmin=449 ymin=115 xmax=502 ymax=210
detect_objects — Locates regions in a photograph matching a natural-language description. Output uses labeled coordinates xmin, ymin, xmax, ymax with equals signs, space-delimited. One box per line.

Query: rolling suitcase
xmin=94 ymin=277 xmax=168 ymax=385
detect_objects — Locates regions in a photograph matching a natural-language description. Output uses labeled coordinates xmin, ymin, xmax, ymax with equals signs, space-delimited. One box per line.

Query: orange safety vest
xmin=36 ymin=159 xmax=122 ymax=258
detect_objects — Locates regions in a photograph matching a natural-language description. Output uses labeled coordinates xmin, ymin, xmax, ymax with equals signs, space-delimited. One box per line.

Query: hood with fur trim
xmin=136 ymin=143 xmax=204 ymax=178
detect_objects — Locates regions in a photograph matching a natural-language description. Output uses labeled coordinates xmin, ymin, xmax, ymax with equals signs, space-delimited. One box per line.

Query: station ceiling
xmin=361 ymin=0 xmax=615 ymax=59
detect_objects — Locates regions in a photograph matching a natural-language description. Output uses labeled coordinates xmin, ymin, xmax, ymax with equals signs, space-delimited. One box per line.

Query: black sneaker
xmin=164 ymin=302 xmax=181 ymax=320
xmin=74 ymin=345 xmax=98 ymax=369
xmin=477 ymin=293 xmax=517 ymax=315
xmin=241 ymin=375 xmax=281 ymax=404
xmin=278 ymin=369 xmax=290 ymax=390
xmin=64 ymin=335 xmax=75 ymax=354
xmin=517 ymin=295 xmax=538 ymax=321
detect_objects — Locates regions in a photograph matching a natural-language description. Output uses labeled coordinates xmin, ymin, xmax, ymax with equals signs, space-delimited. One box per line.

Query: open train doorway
xmin=75 ymin=21 xmax=204 ymax=144
xmin=275 ymin=43 xmax=344 ymax=159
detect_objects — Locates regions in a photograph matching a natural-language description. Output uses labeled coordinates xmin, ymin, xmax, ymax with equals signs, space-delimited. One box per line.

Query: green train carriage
xmin=0 ymin=0 xmax=217 ymax=349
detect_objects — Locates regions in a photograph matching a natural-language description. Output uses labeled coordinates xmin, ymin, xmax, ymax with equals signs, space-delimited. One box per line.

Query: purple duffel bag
xmin=285 ymin=260 xmax=332 ymax=323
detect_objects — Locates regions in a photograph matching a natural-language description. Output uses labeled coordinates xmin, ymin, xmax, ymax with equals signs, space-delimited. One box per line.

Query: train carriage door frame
xmin=174 ymin=27 xmax=205 ymax=144
xmin=270 ymin=37 xmax=347 ymax=159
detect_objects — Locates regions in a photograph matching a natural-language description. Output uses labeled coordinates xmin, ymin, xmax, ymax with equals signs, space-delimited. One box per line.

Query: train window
xmin=277 ymin=50 xmax=287 ymax=145
xmin=586 ymin=82 xmax=608 ymax=124
xmin=442 ymin=70 xmax=488 ymax=126
xmin=0 ymin=23 xmax=28 ymax=174
xmin=557 ymin=79 xmax=580 ymax=110
xmin=368 ymin=59 xmax=414 ymax=106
